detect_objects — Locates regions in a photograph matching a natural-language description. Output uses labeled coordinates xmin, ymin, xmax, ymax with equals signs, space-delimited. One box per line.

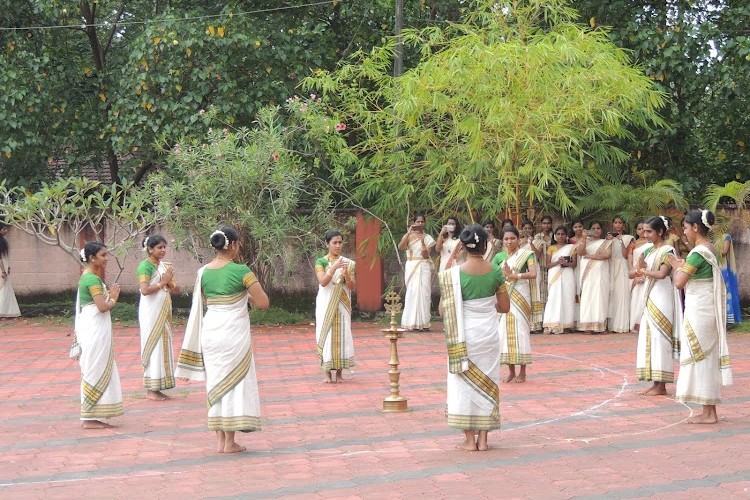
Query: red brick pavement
xmin=0 ymin=318 xmax=748 ymax=499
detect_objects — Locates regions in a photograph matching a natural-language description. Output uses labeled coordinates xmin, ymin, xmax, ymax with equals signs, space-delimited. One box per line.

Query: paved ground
xmin=0 ymin=317 xmax=748 ymax=499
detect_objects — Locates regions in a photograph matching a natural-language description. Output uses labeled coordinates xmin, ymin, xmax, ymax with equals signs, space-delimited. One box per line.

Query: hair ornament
xmin=79 ymin=248 xmax=87 ymax=262
xmin=659 ymin=216 xmax=669 ymax=230
xmin=142 ymin=236 xmax=150 ymax=251
xmin=701 ymin=210 xmax=713 ymax=229
xmin=210 ymin=229 xmax=230 ymax=250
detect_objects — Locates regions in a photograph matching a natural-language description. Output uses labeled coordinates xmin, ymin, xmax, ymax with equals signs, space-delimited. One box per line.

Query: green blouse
xmin=78 ymin=271 xmax=104 ymax=306
xmin=137 ymin=259 xmax=157 ymax=284
xmin=314 ymin=256 xmax=331 ymax=273
xmin=201 ymin=262 xmax=258 ymax=298
xmin=682 ymin=251 xmax=713 ymax=279
xmin=459 ymin=267 xmax=507 ymax=300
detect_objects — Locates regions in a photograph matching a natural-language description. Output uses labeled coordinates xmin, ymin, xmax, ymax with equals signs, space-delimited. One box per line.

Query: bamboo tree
xmin=302 ymin=0 xmax=668 ymax=226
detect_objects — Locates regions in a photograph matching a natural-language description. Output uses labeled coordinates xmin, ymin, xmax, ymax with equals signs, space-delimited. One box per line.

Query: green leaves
xmin=303 ymin=0 xmax=667 ymax=226
xmin=0 ymin=176 xmax=161 ymax=277
xmin=149 ymin=106 xmax=337 ymax=289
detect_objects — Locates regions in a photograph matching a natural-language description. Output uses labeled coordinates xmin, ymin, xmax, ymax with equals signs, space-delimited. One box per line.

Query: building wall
xmin=5 ymin=209 xmax=750 ymax=307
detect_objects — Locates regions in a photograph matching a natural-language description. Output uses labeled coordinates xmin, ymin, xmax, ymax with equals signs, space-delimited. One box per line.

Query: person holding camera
xmin=398 ymin=213 xmax=435 ymax=331
xmin=435 ymin=216 xmax=464 ymax=271
xmin=543 ymin=226 xmax=577 ymax=334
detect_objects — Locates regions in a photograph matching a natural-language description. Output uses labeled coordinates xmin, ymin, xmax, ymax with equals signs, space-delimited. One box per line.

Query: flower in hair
xmin=466 ymin=243 xmax=477 ymax=248
xmin=210 ymin=229 xmax=230 ymax=249
xmin=79 ymin=248 xmax=87 ymax=262
xmin=659 ymin=216 xmax=669 ymax=230
xmin=701 ymin=210 xmax=713 ymax=229
xmin=474 ymin=233 xmax=480 ymax=243
xmin=142 ymin=236 xmax=150 ymax=251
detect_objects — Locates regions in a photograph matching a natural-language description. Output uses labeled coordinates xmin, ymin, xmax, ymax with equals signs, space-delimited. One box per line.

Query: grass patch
xmin=728 ymin=320 xmax=750 ymax=334
xmin=250 ymin=307 xmax=308 ymax=325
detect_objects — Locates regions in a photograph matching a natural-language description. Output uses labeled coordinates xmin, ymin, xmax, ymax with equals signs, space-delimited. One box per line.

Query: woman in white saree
xmin=0 ymin=222 xmax=20 ymax=318
xmin=438 ymin=225 xmax=510 ymax=451
xmin=436 ymin=216 xmax=465 ymax=271
xmin=543 ymin=226 xmax=577 ymax=334
xmin=634 ymin=216 xmax=679 ymax=396
xmin=520 ymin=220 xmax=543 ymax=331
xmin=315 ymin=230 xmax=356 ymax=384
xmin=398 ymin=213 xmax=435 ymax=331
xmin=608 ymin=216 xmax=634 ymax=333
xmin=493 ymin=226 xmax=538 ymax=383
xmin=577 ymin=222 xmax=612 ymax=333
xmin=75 ymin=242 xmax=122 ymax=429
xmin=669 ymin=210 xmax=732 ymax=424
xmin=176 ymin=226 xmax=270 ymax=453
xmin=137 ymin=235 xmax=178 ymax=401
xmin=628 ymin=221 xmax=651 ymax=332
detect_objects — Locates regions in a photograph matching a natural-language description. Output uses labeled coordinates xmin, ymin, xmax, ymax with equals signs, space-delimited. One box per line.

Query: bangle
xmin=109 ymin=298 xmax=117 ymax=305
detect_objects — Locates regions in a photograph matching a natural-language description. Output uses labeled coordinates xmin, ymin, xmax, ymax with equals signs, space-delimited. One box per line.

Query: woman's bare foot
xmin=224 ymin=443 xmax=247 ymax=453
xmin=477 ymin=431 xmax=489 ymax=451
xmin=648 ymin=387 xmax=667 ymax=396
xmin=335 ymin=370 xmax=344 ymax=383
xmin=146 ymin=390 xmax=169 ymax=401
xmin=687 ymin=414 xmax=718 ymax=424
xmin=503 ymin=373 xmax=515 ymax=383
xmin=457 ymin=431 xmax=478 ymax=451
xmin=81 ymin=420 xmax=113 ymax=429
xmin=216 ymin=431 xmax=226 ymax=453
xmin=687 ymin=405 xmax=718 ymax=424
xmin=323 ymin=372 xmax=333 ymax=384
xmin=512 ymin=366 xmax=527 ymax=383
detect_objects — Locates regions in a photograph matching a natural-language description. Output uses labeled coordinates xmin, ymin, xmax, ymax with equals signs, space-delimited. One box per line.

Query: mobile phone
xmin=609 ymin=232 xmax=619 ymax=237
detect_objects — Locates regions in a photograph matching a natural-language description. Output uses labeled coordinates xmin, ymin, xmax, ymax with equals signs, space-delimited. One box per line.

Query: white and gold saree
xmin=542 ymin=244 xmax=577 ymax=334
xmin=401 ymin=235 xmax=435 ymax=330
xmin=0 ymin=270 xmax=20 ymax=318
xmin=499 ymin=249 xmax=536 ymax=365
xmin=316 ymin=259 xmax=356 ymax=371
xmin=578 ymin=239 xmax=612 ymax=332
xmin=139 ymin=262 xmax=175 ymax=391
xmin=439 ymin=267 xmax=501 ymax=431
xmin=636 ymin=245 xmax=679 ymax=383
xmin=675 ymin=246 xmax=733 ymax=405
xmin=630 ymin=242 xmax=652 ymax=331
xmin=76 ymin=289 xmax=123 ymax=420
xmin=176 ymin=267 xmax=261 ymax=432
xmin=608 ymin=235 xmax=633 ymax=333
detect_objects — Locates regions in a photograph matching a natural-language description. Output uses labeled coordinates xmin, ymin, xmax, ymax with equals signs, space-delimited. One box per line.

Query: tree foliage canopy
xmin=147 ymin=106 xmax=342 ymax=289
xmin=303 ymin=0 xmax=668 ymax=227
xmin=0 ymin=0 xmax=465 ymax=187
xmin=574 ymin=0 xmax=750 ymax=198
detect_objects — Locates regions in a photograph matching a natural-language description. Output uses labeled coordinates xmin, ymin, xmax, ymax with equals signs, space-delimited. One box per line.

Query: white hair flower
xmin=210 ymin=230 xmax=230 ymax=250
xmin=79 ymin=248 xmax=87 ymax=262
xmin=659 ymin=216 xmax=669 ymax=230
xmin=701 ymin=210 xmax=713 ymax=229
xmin=142 ymin=236 xmax=150 ymax=251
